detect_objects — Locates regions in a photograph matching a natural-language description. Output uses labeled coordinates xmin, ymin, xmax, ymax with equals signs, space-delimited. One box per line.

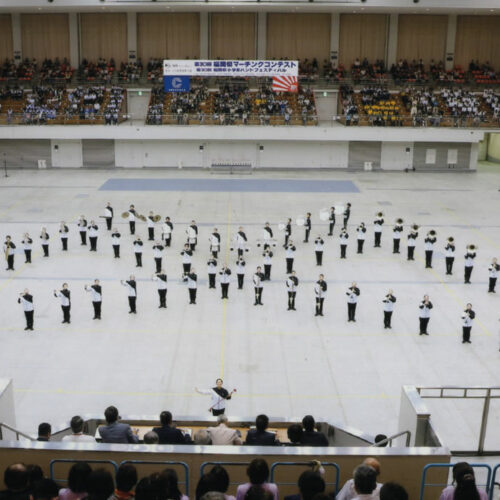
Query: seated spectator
xmin=285 ymin=423 xmax=303 ymax=445
xmin=236 ymin=459 xmax=278 ymax=500
xmin=207 ymin=415 xmax=242 ymax=445
xmin=59 ymin=463 xmax=92 ymax=500
xmin=195 ymin=466 xmax=235 ymax=500
xmin=133 ymin=478 xmax=152 ymax=500
xmin=37 ymin=423 xmax=51 ymax=442
xmin=86 ymin=469 xmax=115 ymax=500
xmin=150 ymin=469 xmax=188 ymax=500
xmin=152 ymin=411 xmax=191 ymax=444
xmin=245 ymin=415 xmax=279 ymax=446
xmin=143 ymin=431 xmax=159 ymax=444
xmin=243 ymin=486 xmax=274 ymax=500
xmin=201 ymin=494 xmax=226 ymax=500
xmin=62 ymin=415 xmax=95 ymax=442
xmin=299 ymin=416 xmax=328 ymax=447
xmin=336 ymin=459 xmax=382 ymax=500
xmin=374 ymin=434 xmax=388 ymax=447
xmin=0 ymin=464 xmax=30 ymax=500
xmin=110 ymin=464 xmax=137 ymax=500
xmin=379 ymin=483 xmax=408 ymax=500
xmin=351 ymin=464 xmax=378 ymax=500
xmin=26 ymin=465 xmax=43 ymax=494
xmin=194 ymin=429 xmax=212 ymax=445
xmin=439 ymin=462 xmax=488 ymax=500
xmin=97 ymin=406 xmax=139 ymax=444
xmin=284 ymin=470 xmax=325 ymax=500
xmin=31 ymin=479 xmax=59 ymax=500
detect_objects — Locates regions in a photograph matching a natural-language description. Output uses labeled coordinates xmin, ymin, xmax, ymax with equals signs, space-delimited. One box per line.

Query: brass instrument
xmin=428 ymin=230 xmax=437 ymax=237
xmin=447 ymin=237 xmax=455 ymax=243
xmin=152 ymin=215 xmax=162 ymax=223
xmin=376 ymin=212 xmax=384 ymax=218
xmin=467 ymin=244 xmax=477 ymax=251
xmin=395 ymin=218 xmax=404 ymax=224
xmin=138 ymin=214 xmax=147 ymax=222
xmin=121 ymin=212 xmax=129 ymax=219
xmin=411 ymin=224 xmax=419 ymax=231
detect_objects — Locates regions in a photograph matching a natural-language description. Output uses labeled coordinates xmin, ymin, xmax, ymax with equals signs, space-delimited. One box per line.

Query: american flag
xmin=272 ymin=76 xmax=298 ymax=93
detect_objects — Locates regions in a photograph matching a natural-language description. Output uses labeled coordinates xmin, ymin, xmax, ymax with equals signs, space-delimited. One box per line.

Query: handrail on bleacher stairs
xmin=0 ymin=422 xmax=35 ymax=441
xmin=419 ymin=463 xmax=492 ymax=500
xmin=49 ymin=459 xmax=119 ymax=483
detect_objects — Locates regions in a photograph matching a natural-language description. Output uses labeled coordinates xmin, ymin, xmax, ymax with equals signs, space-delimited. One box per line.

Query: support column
xmin=127 ymin=12 xmax=137 ymax=62
xmin=445 ymin=14 xmax=457 ymax=71
xmin=330 ymin=13 xmax=340 ymax=64
xmin=386 ymin=13 xmax=398 ymax=68
xmin=68 ymin=13 xmax=79 ymax=68
xmin=12 ymin=13 xmax=22 ymax=64
xmin=200 ymin=12 xmax=209 ymax=59
xmin=257 ymin=12 xmax=266 ymax=59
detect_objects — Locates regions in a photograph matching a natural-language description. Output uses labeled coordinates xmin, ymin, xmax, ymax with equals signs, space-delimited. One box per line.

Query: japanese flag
xmin=272 ymin=76 xmax=298 ymax=93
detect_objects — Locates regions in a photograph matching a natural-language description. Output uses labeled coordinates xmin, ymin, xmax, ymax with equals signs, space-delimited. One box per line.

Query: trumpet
xmin=395 ymin=218 xmax=404 ymax=225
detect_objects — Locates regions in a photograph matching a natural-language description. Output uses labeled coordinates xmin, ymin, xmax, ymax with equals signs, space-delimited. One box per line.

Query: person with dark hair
xmin=379 ymin=482 xmax=408 ymax=500
xmin=153 ymin=411 xmax=191 ymax=444
xmin=374 ymin=434 xmax=388 ymax=447
xmin=244 ymin=486 xmax=274 ymax=500
xmin=439 ymin=462 xmax=487 ymax=500
xmin=37 ymin=423 xmax=51 ymax=442
xmin=98 ymin=406 xmax=138 ymax=444
xmin=62 ymin=416 xmax=95 ymax=442
xmin=286 ymin=424 xmax=303 ymax=445
xmin=59 ymin=462 xmax=92 ymax=500
xmin=25 ymin=465 xmax=44 ymax=495
xmin=284 ymin=471 xmax=325 ymax=500
xmin=300 ymin=416 xmax=328 ymax=447
xmin=134 ymin=478 xmax=153 ymax=500
xmin=31 ymin=479 xmax=59 ymax=500
xmin=236 ymin=459 xmax=278 ymax=500
xmin=110 ymin=464 xmax=137 ymax=500
xmin=155 ymin=468 xmax=188 ymax=500
xmin=336 ymin=458 xmax=382 ymax=500
xmin=0 ymin=464 xmax=30 ymax=500
xmin=205 ymin=465 xmax=233 ymax=499
xmin=86 ymin=469 xmax=115 ymax=500
xmin=245 ymin=415 xmax=279 ymax=446
xmin=352 ymin=465 xmax=377 ymax=498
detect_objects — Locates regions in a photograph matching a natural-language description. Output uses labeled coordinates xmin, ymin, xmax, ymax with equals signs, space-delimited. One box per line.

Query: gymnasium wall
xmin=21 ymin=14 xmax=70 ymax=61
xmin=210 ymin=13 xmax=256 ymax=59
xmin=0 ymin=14 xmax=13 ymax=62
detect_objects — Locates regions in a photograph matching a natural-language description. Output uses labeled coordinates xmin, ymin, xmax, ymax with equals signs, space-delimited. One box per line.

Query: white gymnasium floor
xmin=0 ymin=164 xmax=499 ymax=452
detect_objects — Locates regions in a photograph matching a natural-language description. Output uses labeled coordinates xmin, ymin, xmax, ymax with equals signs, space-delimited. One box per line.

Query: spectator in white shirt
xmin=336 ymin=458 xmax=382 ymax=500
xmin=62 ymin=415 xmax=95 ymax=443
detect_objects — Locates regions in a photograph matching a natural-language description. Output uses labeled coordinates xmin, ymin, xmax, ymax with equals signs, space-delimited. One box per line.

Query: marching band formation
xmin=4 ymin=201 xmax=499 ymax=346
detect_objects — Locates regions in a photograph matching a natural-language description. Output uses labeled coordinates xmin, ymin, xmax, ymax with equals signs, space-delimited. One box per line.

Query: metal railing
xmin=49 ymin=459 xmax=119 ymax=483
xmin=270 ymin=462 xmax=340 ymax=494
xmin=371 ymin=430 xmax=411 ymax=447
xmin=146 ymin=113 xmax=318 ymax=126
xmin=0 ymin=422 xmax=35 ymax=441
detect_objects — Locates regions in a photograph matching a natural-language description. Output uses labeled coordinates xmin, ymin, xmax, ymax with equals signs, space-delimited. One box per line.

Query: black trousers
xmin=129 ymin=221 xmax=135 ymax=235
xmin=135 ymin=253 xmax=142 ymax=267
xmin=315 ymin=297 xmax=324 ymax=315
xmin=264 ymin=264 xmax=271 ymax=280
xmin=462 ymin=326 xmax=472 ymax=342
xmin=128 ymin=296 xmax=136 ymax=313
xmin=489 ymin=277 xmax=497 ymax=293
xmin=464 ymin=266 xmax=473 ymax=283
xmin=254 ymin=287 xmax=263 ymax=305
xmin=164 ymin=235 xmax=171 ymax=247
xmin=113 ymin=245 xmax=120 ymax=258
xmin=446 ymin=257 xmax=454 ymax=275
xmin=212 ymin=250 xmax=218 ymax=258
xmin=315 ymin=251 xmax=323 ymax=266
xmin=237 ymin=248 xmax=244 ymax=258
xmin=425 ymin=250 xmax=433 ymax=268
xmin=288 ymin=291 xmax=296 ymax=309
xmin=24 ymin=250 xmax=31 ymax=263
xmin=284 ymin=235 xmax=290 ymax=247
xmin=237 ymin=274 xmax=244 ymax=289
xmin=105 ymin=217 xmax=112 ymax=230
xmin=190 ymin=243 xmax=196 ymax=251
xmin=304 ymin=229 xmax=310 ymax=242
xmin=408 ymin=246 xmax=415 ymax=260
xmin=6 ymin=254 xmax=14 ymax=270
xmin=340 ymin=244 xmax=347 ymax=259
xmin=148 ymin=227 xmax=154 ymax=240
xmin=89 ymin=237 xmax=97 ymax=251
xmin=24 ymin=310 xmax=34 ymax=330
xmin=80 ymin=231 xmax=86 ymax=245
xmin=183 ymin=263 xmax=191 ymax=274
xmin=188 ymin=288 xmax=197 ymax=304
xmin=221 ymin=283 xmax=229 ymax=299
xmin=348 ymin=302 xmax=357 ymax=321
xmin=92 ymin=301 xmax=101 ymax=319
xmin=286 ymin=258 xmax=294 ymax=274
xmin=155 ymin=258 xmax=162 ymax=273
xmin=212 ymin=408 xmax=225 ymax=416
xmin=42 ymin=244 xmax=49 ymax=257
xmin=208 ymin=274 xmax=216 ymax=289
xmin=61 ymin=238 xmax=68 ymax=251
xmin=158 ymin=289 xmax=167 ymax=308
xmin=328 ymin=222 xmax=335 ymax=235
xmin=62 ymin=305 xmax=71 ymax=323
xmin=374 ymin=232 xmax=381 ymax=247
xmin=384 ymin=311 xmax=393 ymax=328
xmin=419 ymin=317 xmax=430 ymax=334
xmin=357 ymin=240 xmax=364 ymax=254
xmin=393 ymin=239 xmax=401 ymax=253
xmin=343 ymin=217 xmax=349 ymax=229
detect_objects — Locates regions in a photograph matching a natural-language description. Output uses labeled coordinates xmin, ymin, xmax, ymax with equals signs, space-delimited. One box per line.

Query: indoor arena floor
xmin=0 ymin=164 xmax=499 ymax=452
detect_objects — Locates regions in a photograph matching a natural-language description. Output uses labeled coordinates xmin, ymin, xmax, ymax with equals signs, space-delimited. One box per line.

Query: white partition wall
xmin=0 ymin=379 xmax=16 ymax=440
xmin=51 ymin=140 xmax=83 ymax=168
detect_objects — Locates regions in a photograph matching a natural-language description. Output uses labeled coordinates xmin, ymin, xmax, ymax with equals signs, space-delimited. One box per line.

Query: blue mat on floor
xmin=99 ymin=178 xmax=359 ymax=193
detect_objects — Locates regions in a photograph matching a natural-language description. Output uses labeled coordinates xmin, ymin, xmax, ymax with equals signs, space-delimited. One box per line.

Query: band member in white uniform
xmin=488 ymin=257 xmax=499 ymax=293
xmin=263 ymin=223 xmax=273 ymax=246
xmin=4 ymin=236 xmax=16 ymax=270
xmin=111 ymin=228 xmax=121 ymax=258
xmin=263 ymin=247 xmax=273 ymax=280
xmin=462 ymin=303 xmax=475 ymax=343
xmin=285 ymin=241 xmax=296 ymax=274
xmin=236 ymin=227 xmax=248 ymax=258
xmin=356 ymin=223 xmax=366 ymax=254
xmin=40 ymin=227 xmax=50 ymax=257
xmin=18 ymin=289 xmax=34 ymax=331
xmin=88 ymin=221 xmax=98 ymax=252
xmin=128 ymin=205 xmax=137 ymax=235
xmin=59 ymin=222 xmax=69 ymax=251
xmin=346 ymin=282 xmax=360 ymax=322
xmin=85 ymin=279 xmax=102 ymax=319
xmin=304 ymin=213 xmax=311 ymax=243
xmin=54 ymin=283 xmax=71 ymax=324
xmin=121 ymin=276 xmax=137 ymax=314
xmin=209 ymin=228 xmax=221 ymax=258
xmin=284 ymin=218 xmax=292 ymax=247
xmin=340 ymin=228 xmax=349 ymax=259
xmin=195 ymin=379 xmax=234 ymax=416
xmin=314 ymin=236 xmax=324 ymax=266
xmin=152 ymin=270 xmax=167 ymax=308
xmin=253 ymin=267 xmax=265 ymax=305
xmin=407 ymin=226 xmax=418 ymax=261
xmin=424 ymin=231 xmax=437 ymax=268
xmin=147 ymin=212 xmax=156 ymax=241
xmin=152 ymin=242 xmax=164 ymax=273
xmin=207 ymin=257 xmax=217 ymax=289
xmin=219 ymin=266 xmax=232 ymax=299
xmin=77 ymin=215 xmax=87 ymax=245
xmin=383 ymin=290 xmax=396 ymax=329
xmin=392 ymin=219 xmax=403 ymax=254
xmin=419 ymin=295 xmax=433 ymax=335
xmin=162 ymin=217 xmax=174 ymax=247
xmin=104 ymin=202 xmax=113 ymax=231
xmin=183 ymin=269 xmax=198 ymax=304
xmin=181 ymin=244 xmax=193 ymax=274
xmin=343 ymin=202 xmax=351 ymax=229
xmin=328 ymin=207 xmax=336 ymax=236
xmin=188 ymin=220 xmax=198 ymax=251
xmin=444 ymin=237 xmax=455 ymax=275
xmin=236 ymin=256 xmax=246 ymax=289
xmin=286 ymin=271 xmax=299 ymax=311
xmin=133 ymin=237 xmax=143 ymax=267
xmin=22 ymin=233 xmax=32 ymax=263
xmin=315 ymin=274 xmax=327 ymax=317
xmin=374 ymin=213 xmax=384 ymax=247
xmin=464 ymin=245 xmax=476 ymax=284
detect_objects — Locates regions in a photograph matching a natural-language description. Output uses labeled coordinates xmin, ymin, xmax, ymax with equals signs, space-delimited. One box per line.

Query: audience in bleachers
xmin=323 ymin=61 xmax=345 ymax=83
xmin=110 ymin=464 xmax=137 ymax=500
xmin=118 ymin=61 xmax=143 ymax=83
xmin=97 ymin=406 xmax=139 ymax=444
xmin=351 ymin=58 xmax=386 ymax=83
xmin=58 ymin=463 xmax=92 ymax=500
xmin=206 ymin=415 xmax=242 ymax=446
xmin=79 ymin=59 xmax=115 ymax=83
xmin=336 ymin=458 xmax=382 ymax=500
xmin=390 ymin=59 xmax=429 ymax=84
xmin=146 ymin=59 xmax=164 ymax=84
xmin=235 ymin=459 xmax=278 ymax=500
xmin=244 ymin=415 xmax=279 ymax=446
xmin=439 ymin=462 xmax=488 ymax=500
xmin=39 ymin=58 xmax=73 ymax=83
xmin=36 ymin=423 xmax=51 ymax=442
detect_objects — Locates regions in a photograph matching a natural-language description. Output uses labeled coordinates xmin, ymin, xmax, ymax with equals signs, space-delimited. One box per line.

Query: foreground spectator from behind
xmin=207 ymin=415 xmax=242 ymax=445
xmin=300 ymin=416 xmax=328 ymax=447
xmin=243 ymin=486 xmax=274 ymax=500
xmin=284 ymin=471 xmax=325 ymax=500
xmin=0 ymin=464 xmax=30 ymax=500
xmin=379 ymin=483 xmax=408 ymax=500
xmin=194 ymin=429 xmax=211 ymax=445
xmin=286 ymin=424 xmax=303 ymax=446
xmin=352 ymin=465 xmax=378 ymax=500
xmin=236 ymin=459 xmax=278 ymax=500
xmin=62 ymin=416 xmax=95 ymax=442
xmin=98 ymin=406 xmax=138 ymax=444
xmin=32 ymin=479 xmax=59 ymax=500
xmin=26 ymin=465 xmax=43 ymax=495
xmin=143 ymin=431 xmax=159 ymax=444
xmin=153 ymin=469 xmax=188 ymax=500
xmin=153 ymin=411 xmax=190 ymax=444
xmin=86 ymin=469 xmax=115 ymax=500
xmin=133 ymin=478 xmax=152 ymax=500
xmin=201 ymin=494 xmax=225 ymax=500
xmin=196 ymin=465 xmax=235 ymax=500
xmin=245 ymin=415 xmax=279 ymax=446
xmin=37 ymin=423 xmax=51 ymax=442
xmin=439 ymin=462 xmax=488 ymax=500
xmin=59 ymin=462 xmax=92 ymax=500
xmin=337 ymin=458 xmax=382 ymax=500
xmin=110 ymin=464 xmax=137 ymax=500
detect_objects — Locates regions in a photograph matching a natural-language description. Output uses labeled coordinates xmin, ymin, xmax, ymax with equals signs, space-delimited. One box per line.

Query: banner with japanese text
xmin=163 ymin=60 xmax=298 ymax=77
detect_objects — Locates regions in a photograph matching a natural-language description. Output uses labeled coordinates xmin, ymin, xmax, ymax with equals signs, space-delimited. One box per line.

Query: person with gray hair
xmin=336 ymin=458 xmax=382 ymax=500
xmin=143 ymin=431 xmax=159 ymax=444
xmin=352 ymin=464 xmax=379 ymax=499
xmin=207 ymin=415 xmax=242 ymax=445
xmin=194 ymin=429 xmax=212 ymax=445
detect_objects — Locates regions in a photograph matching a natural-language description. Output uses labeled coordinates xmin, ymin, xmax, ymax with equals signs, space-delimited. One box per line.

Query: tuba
xmin=376 ymin=212 xmax=384 ymax=218
xmin=152 ymin=215 xmax=162 ymax=223
xmin=467 ymin=244 xmax=477 ymax=251
xmin=138 ymin=214 xmax=147 ymax=222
